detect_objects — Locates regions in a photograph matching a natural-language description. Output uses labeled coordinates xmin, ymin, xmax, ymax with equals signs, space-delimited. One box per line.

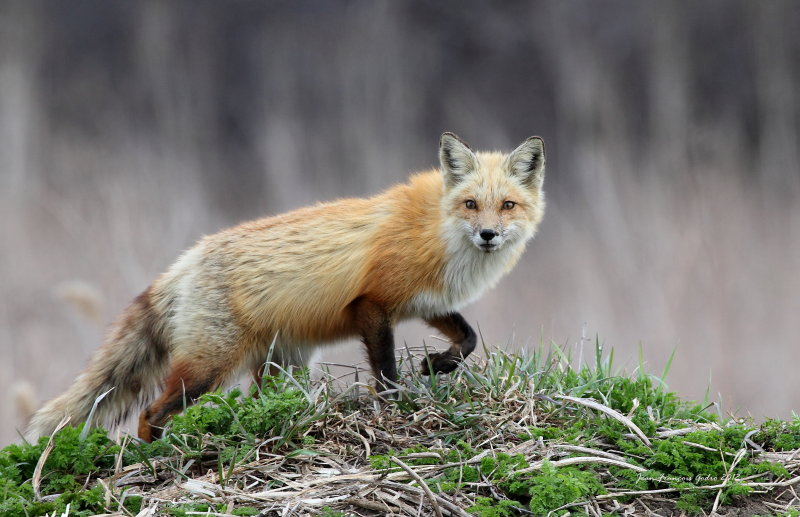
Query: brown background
xmin=2 ymin=1 xmax=799 ymax=445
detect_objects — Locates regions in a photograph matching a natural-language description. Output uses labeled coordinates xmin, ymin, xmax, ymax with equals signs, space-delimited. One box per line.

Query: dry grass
xmin=104 ymin=421 xmax=800 ymax=517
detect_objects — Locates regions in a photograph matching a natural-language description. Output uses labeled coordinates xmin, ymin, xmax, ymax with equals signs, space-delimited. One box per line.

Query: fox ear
xmin=506 ymin=136 xmax=545 ymax=189
xmin=439 ymin=132 xmax=478 ymax=189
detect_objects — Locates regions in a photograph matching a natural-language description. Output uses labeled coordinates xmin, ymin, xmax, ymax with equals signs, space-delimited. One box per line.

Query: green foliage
xmin=492 ymin=345 xmax=794 ymax=515
xmin=123 ymin=495 xmax=144 ymax=514
xmin=169 ymin=388 xmax=242 ymax=436
xmin=166 ymin=503 xmax=213 ymax=517
xmin=522 ymin=462 xmax=605 ymax=515
xmin=528 ymin=422 xmax=587 ymax=444
xmin=603 ymin=424 xmax=789 ymax=512
xmin=468 ymin=497 xmax=525 ymax=517
xmin=0 ymin=368 xmax=321 ymax=516
xmin=468 ymin=458 xmax=605 ymax=515
xmin=478 ymin=453 xmax=528 ymax=484
xmin=371 ymin=449 xmax=438 ymax=472
xmin=368 ymin=453 xmax=392 ymax=471
xmin=570 ymin=375 xmax=713 ymax=440
xmin=0 ymin=482 xmax=108 ymax=517
xmin=754 ymin=418 xmax=800 ymax=451
xmin=319 ymin=507 xmax=348 ymax=517
xmin=169 ymin=379 xmax=311 ymax=444
xmin=0 ymin=424 xmax=124 ymax=516
xmin=369 ymin=442 xmax=476 ymax=473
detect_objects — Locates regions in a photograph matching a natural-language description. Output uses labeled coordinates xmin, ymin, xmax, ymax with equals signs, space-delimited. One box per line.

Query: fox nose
xmin=479 ymin=229 xmax=498 ymax=241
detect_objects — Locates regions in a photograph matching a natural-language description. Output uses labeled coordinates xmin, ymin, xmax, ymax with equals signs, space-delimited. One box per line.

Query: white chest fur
xmin=406 ymin=239 xmax=521 ymax=318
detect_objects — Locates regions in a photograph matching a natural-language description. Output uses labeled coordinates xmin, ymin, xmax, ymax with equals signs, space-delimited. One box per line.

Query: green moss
xmin=469 ymin=497 xmax=526 ymax=517
xmin=122 ymin=495 xmax=144 ymax=514
xmin=319 ymin=507 xmax=348 ymax=517
xmin=755 ymin=418 xmax=800 ymax=451
xmin=486 ymin=460 xmax=603 ymax=516
xmin=528 ymin=423 xmax=587 ymax=443
xmin=0 ymin=424 xmax=129 ymax=516
xmin=603 ymin=425 xmax=789 ymax=513
xmin=231 ymin=507 xmax=261 ymax=516
xmin=166 ymin=503 xmax=212 ymax=517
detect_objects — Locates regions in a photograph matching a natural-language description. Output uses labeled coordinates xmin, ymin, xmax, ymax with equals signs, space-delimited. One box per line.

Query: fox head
xmin=439 ymin=132 xmax=546 ymax=254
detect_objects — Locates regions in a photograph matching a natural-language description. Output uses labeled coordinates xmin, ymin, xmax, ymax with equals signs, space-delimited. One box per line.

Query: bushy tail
xmin=26 ymin=289 xmax=169 ymax=441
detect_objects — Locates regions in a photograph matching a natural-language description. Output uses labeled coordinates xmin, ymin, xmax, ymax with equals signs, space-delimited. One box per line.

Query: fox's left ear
xmin=506 ymin=136 xmax=545 ymax=189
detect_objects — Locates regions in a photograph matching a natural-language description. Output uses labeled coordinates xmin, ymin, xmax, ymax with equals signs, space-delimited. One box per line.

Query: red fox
xmin=27 ymin=132 xmax=546 ymax=442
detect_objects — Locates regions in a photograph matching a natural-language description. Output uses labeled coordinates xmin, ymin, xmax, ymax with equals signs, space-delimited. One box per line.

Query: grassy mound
xmin=4 ymin=343 xmax=800 ymax=516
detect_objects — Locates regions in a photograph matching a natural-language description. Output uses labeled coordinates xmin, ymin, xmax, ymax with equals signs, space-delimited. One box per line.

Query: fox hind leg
xmin=137 ymin=361 xmax=220 ymax=442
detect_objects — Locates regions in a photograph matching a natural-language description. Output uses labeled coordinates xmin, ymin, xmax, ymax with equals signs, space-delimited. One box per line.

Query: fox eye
xmin=502 ymin=201 xmax=516 ymax=210
xmin=465 ymin=200 xmax=477 ymax=210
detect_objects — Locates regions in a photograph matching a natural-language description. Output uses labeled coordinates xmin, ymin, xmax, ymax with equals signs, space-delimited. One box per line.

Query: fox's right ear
xmin=506 ymin=136 xmax=545 ymax=190
xmin=439 ymin=132 xmax=478 ymax=189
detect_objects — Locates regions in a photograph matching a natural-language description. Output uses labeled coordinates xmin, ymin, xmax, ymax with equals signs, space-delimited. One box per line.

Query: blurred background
xmin=1 ymin=0 xmax=798 ymax=445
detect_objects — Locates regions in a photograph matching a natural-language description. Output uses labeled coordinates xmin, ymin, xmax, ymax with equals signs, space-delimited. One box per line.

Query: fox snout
xmin=474 ymin=227 xmax=503 ymax=252
xmin=480 ymin=229 xmax=497 ymax=241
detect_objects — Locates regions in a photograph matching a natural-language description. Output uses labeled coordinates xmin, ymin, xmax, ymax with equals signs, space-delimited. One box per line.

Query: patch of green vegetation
xmin=166 ymin=503 xmax=214 ymax=517
xmin=468 ymin=497 xmax=525 ymax=517
xmin=169 ymin=383 xmax=311 ymax=440
xmin=524 ymin=462 xmax=605 ymax=515
xmin=0 ymin=368 xmax=323 ymax=516
xmin=374 ymin=442 xmax=607 ymax=515
xmin=122 ymin=495 xmax=144 ymax=514
xmin=601 ymin=424 xmax=788 ymax=512
xmin=319 ymin=507 xmax=348 ymax=517
xmin=371 ymin=445 xmax=443 ymax=469
xmin=0 ymin=424 xmax=125 ymax=517
xmin=528 ymin=421 xmax=588 ymax=443
xmin=0 ymin=471 xmax=108 ymax=517
xmin=478 ymin=453 xmax=529 ymax=488
xmin=754 ymin=418 xmax=800 ymax=451
xmin=463 ymin=454 xmax=605 ymax=516
xmin=521 ymin=391 xmax=788 ymax=513
xmin=445 ymin=344 xmax=790 ymax=515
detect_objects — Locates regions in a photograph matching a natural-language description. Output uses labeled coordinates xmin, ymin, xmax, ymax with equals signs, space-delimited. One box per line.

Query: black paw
xmin=420 ymin=352 xmax=460 ymax=375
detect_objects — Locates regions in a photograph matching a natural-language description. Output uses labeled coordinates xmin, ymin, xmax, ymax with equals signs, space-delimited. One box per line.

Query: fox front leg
xmin=351 ymin=297 xmax=398 ymax=395
xmin=420 ymin=312 xmax=477 ymax=375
